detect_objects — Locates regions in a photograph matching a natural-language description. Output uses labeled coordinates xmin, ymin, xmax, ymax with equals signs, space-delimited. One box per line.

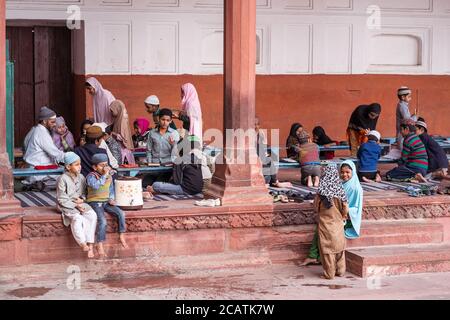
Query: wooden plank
xmin=6 ymin=26 xmax=35 ymax=148
xmin=33 ymin=26 xmax=50 ymax=117
xmin=48 ymin=27 xmax=73 ymax=129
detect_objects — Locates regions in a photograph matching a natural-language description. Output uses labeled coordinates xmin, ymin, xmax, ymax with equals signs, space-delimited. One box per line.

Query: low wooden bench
xmin=13 ymin=165 xmax=173 ymax=177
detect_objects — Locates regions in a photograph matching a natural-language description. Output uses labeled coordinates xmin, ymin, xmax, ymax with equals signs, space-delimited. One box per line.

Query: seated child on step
xmin=86 ymin=153 xmax=127 ymax=258
xmin=357 ymin=130 xmax=382 ymax=182
xmin=56 ymin=152 xmax=97 ymax=258
xmin=315 ymin=164 xmax=349 ymax=280
xmin=147 ymin=136 xmax=204 ymax=196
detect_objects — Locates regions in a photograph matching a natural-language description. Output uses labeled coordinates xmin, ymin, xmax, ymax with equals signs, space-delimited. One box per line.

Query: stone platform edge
xmin=0 ymin=195 xmax=449 ymax=240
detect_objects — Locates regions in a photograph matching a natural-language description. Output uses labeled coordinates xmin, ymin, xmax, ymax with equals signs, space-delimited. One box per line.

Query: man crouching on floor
xmin=56 ymin=152 xmax=97 ymax=258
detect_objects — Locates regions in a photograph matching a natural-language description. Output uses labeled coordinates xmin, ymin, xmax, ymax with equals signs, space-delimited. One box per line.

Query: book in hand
xmin=161 ymin=162 xmax=174 ymax=167
xmin=146 ymin=163 xmax=161 ymax=167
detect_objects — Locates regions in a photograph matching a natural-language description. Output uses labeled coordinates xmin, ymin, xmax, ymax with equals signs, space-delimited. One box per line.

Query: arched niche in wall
xmin=200 ymin=29 xmax=262 ymax=66
xmin=369 ymin=34 xmax=422 ymax=67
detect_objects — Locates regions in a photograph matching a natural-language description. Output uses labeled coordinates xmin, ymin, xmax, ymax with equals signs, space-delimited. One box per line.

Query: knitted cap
xmin=367 ymin=130 xmax=381 ymax=141
xmin=398 ymin=86 xmax=412 ymax=96
xmin=39 ymin=106 xmax=57 ymax=121
xmin=415 ymin=121 xmax=427 ymax=130
xmin=91 ymin=153 xmax=108 ymax=165
xmin=92 ymin=122 xmax=108 ymax=133
xmin=86 ymin=125 xmax=104 ymax=139
xmin=64 ymin=152 xmax=80 ymax=165
xmin=145 ymin=95 xmax=160 ymax=105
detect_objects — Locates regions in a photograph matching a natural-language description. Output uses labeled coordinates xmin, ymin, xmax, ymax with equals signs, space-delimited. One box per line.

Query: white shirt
xmin=23 ymin=124 xmax=65 ymax=166
xmin=99 ymin=139 xmax=119 ymax=169
xmin=191 ymin=149 xmax=213 ymax=180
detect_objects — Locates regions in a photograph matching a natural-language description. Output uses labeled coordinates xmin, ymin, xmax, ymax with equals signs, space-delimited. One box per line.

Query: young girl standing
xmin=301 ymin=161 xmax=363 ymax=266
xmin=315 ymin=164 xmax=349 ymax=279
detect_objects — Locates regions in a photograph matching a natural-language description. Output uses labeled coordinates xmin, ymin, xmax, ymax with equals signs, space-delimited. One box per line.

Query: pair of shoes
xmin=195 ymin=199 xmax=221 ymax=207
xmin=273 ymin=195 xmax=289 ymax=203
xmin=304 ymin=192 xmax=315 ymax=201
xmin=30 ymin=181 xmax=45 ymax=192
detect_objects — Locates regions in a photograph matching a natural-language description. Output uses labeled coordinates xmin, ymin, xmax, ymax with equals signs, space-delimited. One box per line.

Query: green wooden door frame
xmin=6 ymin=40 xmax=14 ymax=165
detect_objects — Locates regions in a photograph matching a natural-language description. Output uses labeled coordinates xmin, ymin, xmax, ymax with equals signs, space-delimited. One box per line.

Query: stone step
xmin=347 ymin=220 xmax=443 ymax=248
xmin=346 ymin=243 xmax=450 ymax=278
xmin=1 ymin=219 xmax=443 ymax=266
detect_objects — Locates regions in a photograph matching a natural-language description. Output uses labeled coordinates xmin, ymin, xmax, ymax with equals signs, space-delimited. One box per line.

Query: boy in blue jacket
xmin=357 ymin=130 xmax=382 ymax=182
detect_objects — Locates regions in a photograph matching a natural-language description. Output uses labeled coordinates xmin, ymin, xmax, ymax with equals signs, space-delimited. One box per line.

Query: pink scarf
xmin=135 ymin=118 xmax=150 ymax=135
xmin=181 ymin=83 xmax=203 ymax=142
xmin=86 ymin=77 xmax=115 ymax=126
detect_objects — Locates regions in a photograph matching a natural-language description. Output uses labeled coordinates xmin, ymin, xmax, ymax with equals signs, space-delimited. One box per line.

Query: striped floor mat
xmin=15 ymin=180 xmax=441 ymax=208
xmin=268 ymin=180 xmax=441 ymax=197
xmin=14 ymin=191 xmax=203 ymax=208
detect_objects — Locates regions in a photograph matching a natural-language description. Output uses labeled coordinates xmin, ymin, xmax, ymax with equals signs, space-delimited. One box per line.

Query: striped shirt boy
xmin=401 ymin=133 xmax=428 ymax=172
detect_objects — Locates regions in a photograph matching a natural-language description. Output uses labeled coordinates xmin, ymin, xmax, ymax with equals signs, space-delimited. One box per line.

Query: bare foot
xmin=415 ymin=173 xmax=428 ymax=183
xmin=142 ymin=191 xmax=154 ymax=201
xmin=80 ymin=243 xmax=89 ymax=252
xmin=119 ymin=233 xmax=129 ymax=249
xmin=96 ymin=243 xmax=107 ymax=258
xmin=87 ymin=244 xmax=95 ymax=259
xmin=300 ymin=257 xmax=320 ymax=266
xmin=313 ymin=176 xmax=320 ymax=187
xmin=320 ymin=274 xmax=333 ymax=280
xmin=307 ymin=176 xmax=313 ymax=188
xmin=277 ymin=182 xmax=293 ymax=188
xmin=375 ymin=173 xmax=382 ymax=183
xmin=362 ymin=176 xmax=374 ymax=183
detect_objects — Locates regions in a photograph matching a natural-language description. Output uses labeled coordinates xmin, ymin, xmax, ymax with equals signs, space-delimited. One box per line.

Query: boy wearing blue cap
xmin=56 ymin=152 xmax=97 ymax=258
xmin=86 ymin=153 xmax=127 ymax=257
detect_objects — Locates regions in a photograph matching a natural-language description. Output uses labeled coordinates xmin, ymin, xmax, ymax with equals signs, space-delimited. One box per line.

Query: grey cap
xmin=39 ymin=106 xmax=57 ymax=121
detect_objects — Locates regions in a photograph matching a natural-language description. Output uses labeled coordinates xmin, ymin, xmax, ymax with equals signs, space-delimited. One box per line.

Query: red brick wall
xmin=73 ymin=74 xmax=450 ymax=145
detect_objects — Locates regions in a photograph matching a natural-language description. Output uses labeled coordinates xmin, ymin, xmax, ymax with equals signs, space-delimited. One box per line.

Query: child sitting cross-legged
xmin=146 ymin=136 xmax=204 ymax=196
xmin=357 ymin=130 xmax=382 ymax=183
xmin=86 ymin=153 xmax=128 ymax=258
xmin=298 ymin=130 xmax=321 ymax=187
xmin=56 ymin=152 xmax=97 ymax=258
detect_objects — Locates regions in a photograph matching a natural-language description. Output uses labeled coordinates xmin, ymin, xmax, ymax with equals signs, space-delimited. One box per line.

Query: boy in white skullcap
xmin=396 ymin=86 xmax=418 ymax=151
xmin=56 ymin=152 xmax=97 ymax=258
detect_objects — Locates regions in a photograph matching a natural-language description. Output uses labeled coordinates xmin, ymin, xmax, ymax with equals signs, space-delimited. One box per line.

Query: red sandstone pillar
xmin=206 ymin=0 xmax=272 ymax=206
xmin=0 ymin=0 xmax=21 ymax=212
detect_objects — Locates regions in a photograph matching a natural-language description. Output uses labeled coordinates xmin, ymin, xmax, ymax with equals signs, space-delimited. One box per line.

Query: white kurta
xmin=23 ymin=124 xmax=65 ymax=185
xmin=99 ymin=139 xmax=119 ymax=169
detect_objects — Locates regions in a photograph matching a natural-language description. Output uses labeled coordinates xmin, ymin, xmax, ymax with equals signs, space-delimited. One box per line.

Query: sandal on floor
xmin=272 ymin=195 xmax=282 ymax=203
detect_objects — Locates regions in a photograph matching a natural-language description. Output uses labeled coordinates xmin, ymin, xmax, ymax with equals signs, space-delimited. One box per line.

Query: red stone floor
xmin=1 ymin=258 xmax=450 ymax=300
xmin=2 ymin=164 xmax=450 ymax=299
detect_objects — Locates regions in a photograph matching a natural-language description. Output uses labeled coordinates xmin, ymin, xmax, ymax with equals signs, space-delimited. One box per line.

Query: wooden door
xmin=6 ymin=25 xmax=73 ymax=147
xmin=6 ymin=27 xmax=34 ymax=147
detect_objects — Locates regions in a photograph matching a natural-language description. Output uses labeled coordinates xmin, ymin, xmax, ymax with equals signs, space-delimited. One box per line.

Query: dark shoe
xmin=304 ymin=192 xmax=315 ymax=201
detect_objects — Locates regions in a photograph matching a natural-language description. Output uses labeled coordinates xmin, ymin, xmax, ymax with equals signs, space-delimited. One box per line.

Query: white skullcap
xmin=145 ymin=95 xmax=160 ymax=105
